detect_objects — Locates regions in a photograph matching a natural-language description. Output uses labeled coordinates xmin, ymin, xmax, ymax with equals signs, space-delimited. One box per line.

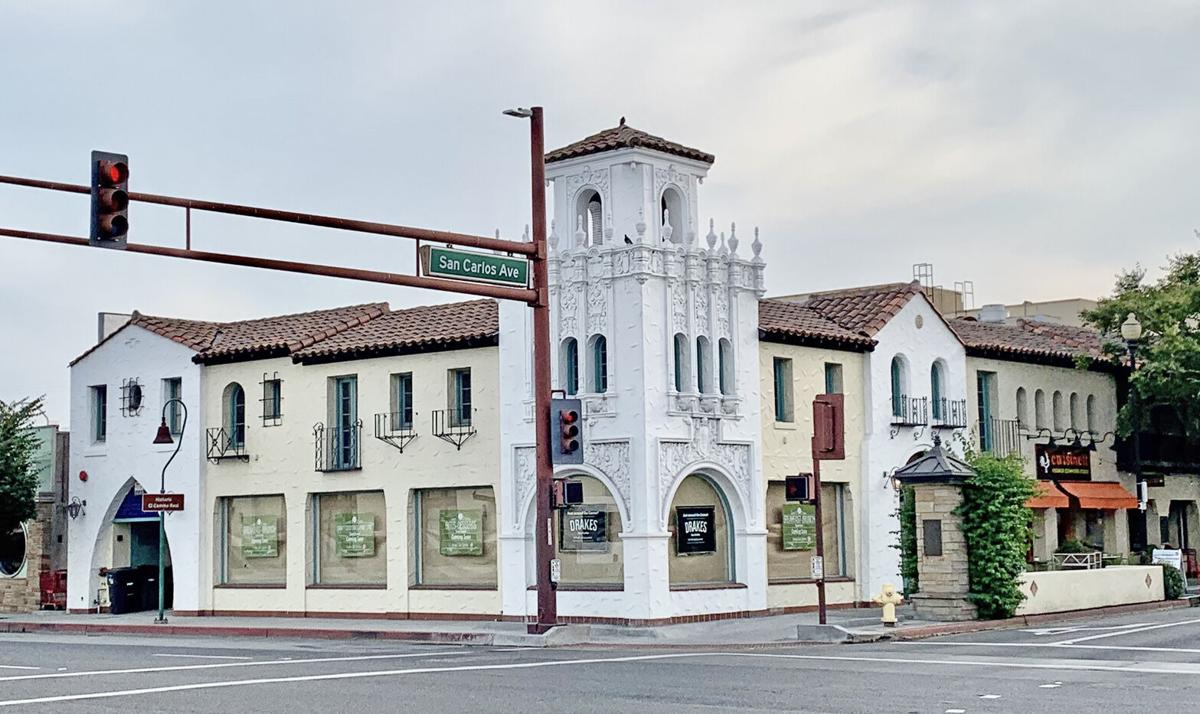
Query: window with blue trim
xmin=773 ymin=357 xmax=793 ymax=422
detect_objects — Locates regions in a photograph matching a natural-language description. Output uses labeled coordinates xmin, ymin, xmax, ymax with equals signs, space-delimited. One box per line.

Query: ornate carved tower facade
xmin=499 ymin=121 xmax=767 ymax=621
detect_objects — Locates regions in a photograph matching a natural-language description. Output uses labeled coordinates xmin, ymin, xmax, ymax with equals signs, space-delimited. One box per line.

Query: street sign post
xmin=810 ymin=393 xmax=846 ymax=625
xmin=420 ymin=245 xmax=530 ymax=287
xmin=141 ymin=493 xmax=185 ymax=512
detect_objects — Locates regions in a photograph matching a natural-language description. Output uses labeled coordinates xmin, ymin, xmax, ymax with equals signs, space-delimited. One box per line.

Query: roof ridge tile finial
xmin=728 ymin=222 xmax=738 ymax=255
xmin=706 ymin=218 xmax=717 ymax=249
xmin=619 ymin=116 xmax=626 ymax=127
xmin=752 ymin=226 xmax=762 ymax=258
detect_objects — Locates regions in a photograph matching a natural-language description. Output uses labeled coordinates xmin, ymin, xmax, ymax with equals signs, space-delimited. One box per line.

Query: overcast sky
xmin=3 ymin=1 xmax=1199 ymax=423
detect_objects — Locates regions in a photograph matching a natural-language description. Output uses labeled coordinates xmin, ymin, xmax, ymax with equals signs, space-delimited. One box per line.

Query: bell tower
xmin=499 ymin=119 xmax=767 ymax=622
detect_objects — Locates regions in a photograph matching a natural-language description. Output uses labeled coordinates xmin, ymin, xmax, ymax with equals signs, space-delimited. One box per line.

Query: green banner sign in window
xmin=782 ymin=503 xmax=816 ymax=551
xmin=439 ymin=509 xmax=483 ymax=556
xmin=335 ymin=513 xmax=375 ymax=558
xmin=241 ymin=515 xmax=279 ymax=559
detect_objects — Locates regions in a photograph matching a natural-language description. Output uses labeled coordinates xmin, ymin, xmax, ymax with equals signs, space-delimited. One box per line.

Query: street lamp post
xmin=152 ymin=398 xmax=188 ymax=624
xmin=1121 ymin=313 xmax=1145 ymax=534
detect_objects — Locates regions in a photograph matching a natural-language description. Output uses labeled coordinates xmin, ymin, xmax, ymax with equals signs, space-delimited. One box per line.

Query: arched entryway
xmin=524 ymin=473 xmax=626 ymax=588
xmin=90 ymin=480 xmax=174 ymax=614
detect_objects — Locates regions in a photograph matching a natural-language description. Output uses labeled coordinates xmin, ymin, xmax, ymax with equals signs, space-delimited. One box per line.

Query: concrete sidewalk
xmin=1 ymin=597 xmax=1195 ymax=648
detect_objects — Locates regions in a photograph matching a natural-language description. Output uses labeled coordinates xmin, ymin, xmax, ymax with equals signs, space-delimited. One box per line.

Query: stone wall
xmin=0 ymin=501 xmax=54 ymax=612
xmin=909 ymin=483 xmax=977 ymax=621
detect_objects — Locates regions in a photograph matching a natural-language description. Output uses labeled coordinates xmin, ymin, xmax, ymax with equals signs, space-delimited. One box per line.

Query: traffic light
xmin=550 ymin=397 xmax=584 ymax=465
xmin=785 ymin=474 xmax=813 ymax=503
xmin=90 ymin=150 xmax=129 ymax=249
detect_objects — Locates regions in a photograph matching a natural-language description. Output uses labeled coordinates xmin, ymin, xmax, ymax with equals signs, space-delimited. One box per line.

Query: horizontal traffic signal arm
xmin=0 ymin=173 xmax=537 ymax=256
xmin=0 ymin=174 xmax=538 ymax=303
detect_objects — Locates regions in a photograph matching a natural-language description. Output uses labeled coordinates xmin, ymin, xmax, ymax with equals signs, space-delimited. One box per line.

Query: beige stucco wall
xmin=200 ymin=346 xmax=500 ymax=616
xmin=759 ymin=341 xmax=866 ymax=605
xmin=1015 ymin=565 xmax=1163 ymax=615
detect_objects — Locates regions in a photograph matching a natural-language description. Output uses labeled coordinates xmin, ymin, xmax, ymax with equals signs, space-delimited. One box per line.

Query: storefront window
xmin=766 ymin=482 xmax=852 ymax=581
xmin=555 ymin=476 xmax=623 ymax=587
xmin=217 ymin=495 xmax=286 ymax=586
xmin=412 ymin=487 xmax=497 ymax=587
xmin=668 ymin=475 xmax=733 ymax=586
xmin=312 ymin=491 xmax=386 ymax=586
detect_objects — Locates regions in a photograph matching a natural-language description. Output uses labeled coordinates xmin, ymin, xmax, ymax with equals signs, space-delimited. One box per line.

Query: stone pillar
xmin=908 ymin=483 xmax=976 ymax=621
xmin=1032 ymin=508 xmax=1058 ymax=562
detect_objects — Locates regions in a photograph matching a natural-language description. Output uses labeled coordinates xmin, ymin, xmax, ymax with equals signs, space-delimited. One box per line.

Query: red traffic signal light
xmin=90 ymin=150 xmax=129 ymax=249
xmin=550 ymin=398 xmax=584 ymax=465
xmin=785 ymin=474 xmax=813 ymax=503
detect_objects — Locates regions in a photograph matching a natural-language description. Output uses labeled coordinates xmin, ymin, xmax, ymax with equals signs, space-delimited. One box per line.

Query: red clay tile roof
xmin=545 ymin=118 xmax=715 ymax=165
xmin=70 ymin=303 xmax=390 ymax=366
xmin=292 ymin=299 xmax=499 ymax=364
xmin=759 ymin=300 xmax=875 ymax=351
xmin=782 ymin=281 xmax=924 ymax=338
xmin=949 ymin=317 xmax=1111 ymax=367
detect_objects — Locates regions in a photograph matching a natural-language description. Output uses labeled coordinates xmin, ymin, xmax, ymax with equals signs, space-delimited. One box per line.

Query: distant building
xmin=0 ymin=422 xmax=69 ymax=612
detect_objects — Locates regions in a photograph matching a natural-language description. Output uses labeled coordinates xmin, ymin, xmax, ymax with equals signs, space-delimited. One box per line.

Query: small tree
xmin=958 ymin=451 xmax=1037 ymax=619
xmin=0 ymin=397 xmax=44 ymax=535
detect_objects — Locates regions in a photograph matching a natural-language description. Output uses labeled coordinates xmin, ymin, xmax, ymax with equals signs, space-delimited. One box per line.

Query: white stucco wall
xmin=1015 ymin=566 xmax=1163 ymax=615
xmin=861 ymin=296 xmax=968 ymax=600
xmin=202 ymin=346 xmax=500 ymax=615
xmin=67 ymin=325 xmax=204 ymax=612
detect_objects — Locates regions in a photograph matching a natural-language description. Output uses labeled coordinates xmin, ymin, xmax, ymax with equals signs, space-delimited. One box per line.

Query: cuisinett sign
xmin=1035 ymin=443 xmax=1092 ymax=481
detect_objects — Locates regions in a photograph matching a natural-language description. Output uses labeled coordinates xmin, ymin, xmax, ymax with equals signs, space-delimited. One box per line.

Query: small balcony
xmin=432 ymin=409 xmax=476 ymax=450
xmin=932 ymin=398 xmax=969 ymax=429
xmin=890 ymin=395 xmax=928 ymax=427
xmin=374 ymin=411 xmax=417 ymax=453
xmin=980 ymin=418 xmax=1022 ymax=457
xmin=206 ymin=426 xmax=248 ymax=463
xmin=314 ymin=421 xmax=362 ymax=472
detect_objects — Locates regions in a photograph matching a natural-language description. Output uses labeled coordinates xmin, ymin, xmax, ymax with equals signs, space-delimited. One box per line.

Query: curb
xmin=0 ymin=620 xmax=496 ymax=645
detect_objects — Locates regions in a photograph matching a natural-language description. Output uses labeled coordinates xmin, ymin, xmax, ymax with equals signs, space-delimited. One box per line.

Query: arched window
xmin=1016 ymin=387 xmax=1029 ymax=428
xmin=223 ymin=383 xmax=245 ymax=448
xmin=673 ymin=333 xmax=690 ymax=392
xmin=660 ymin=187 xmax=684 ymax=243
xmin=561 ymin=337 xmax=579 ymax=396
xmin=1069 ymin=393 xmax=1081 ymax=430
xmin=718 ymin=338 xmax=733 ymax=395
xmin=574 ymin=189 xmax=603 ymax=247
xmin=1034 ymin=389 xmax=1047 ymax=430
xmin=1086 ymin=395 xmax=1097 ymax=432
xmin=668 ymin=475 xmax=733 ymax=585
xmin=1052 ymin=391 xmax=1065 ymax=431
xmin=890 ymin=356 xmax=907 ymax=417
xmin=696 ymin=337 xmax=712 ymax=393
xmin=551 ymin=475 xmax=623 ymax=586
xmin=588 ymin=335 xmax=608 ymax=393
xmin=930 ymin=361 xmax=945 ymax=420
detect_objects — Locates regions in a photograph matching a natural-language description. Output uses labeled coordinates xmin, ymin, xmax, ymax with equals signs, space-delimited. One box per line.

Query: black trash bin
xmin=106 ymin=567 xmax=141 ymax=615
xmin=136 ymin=564 xmax=160 ymax=613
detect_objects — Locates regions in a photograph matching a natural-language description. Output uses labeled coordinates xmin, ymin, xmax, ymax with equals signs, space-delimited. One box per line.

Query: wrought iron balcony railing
xmin=314 ymin=421 xmax=363 ymax=472
xmin=374 ymin=411 xmax=417 ymax=453
xmin=980 ymin=418 xmax=1022 ymax=457
xmin=932 ymin=398 xmax=969 ymax=428
xmin=432 ymin=409 xmax=476 ymax=450
xmin=206 ymin=426 xmax=248 ymax=463
xmin=890 ymin=395 xmax=928 ymax=426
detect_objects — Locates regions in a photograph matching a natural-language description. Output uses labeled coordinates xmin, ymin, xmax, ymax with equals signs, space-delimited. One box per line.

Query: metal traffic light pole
xmin=0 ymin=105 xmax=561 ymax=633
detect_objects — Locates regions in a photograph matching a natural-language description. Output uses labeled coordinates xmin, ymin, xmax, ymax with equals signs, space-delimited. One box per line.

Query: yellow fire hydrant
xmin=873 ymin=583 xmax=904 ymax=627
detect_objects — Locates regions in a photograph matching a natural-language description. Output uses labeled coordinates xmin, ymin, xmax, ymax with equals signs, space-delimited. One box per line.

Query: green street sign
xmin=782 ymin=503 xmax=816 ymax=551
xmin=420 ymin=245 xmax=529 ymax=287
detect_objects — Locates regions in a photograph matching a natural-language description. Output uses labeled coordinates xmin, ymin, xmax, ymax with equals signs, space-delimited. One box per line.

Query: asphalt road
xmin=2 ymin=607 xmax=1199 ymax=713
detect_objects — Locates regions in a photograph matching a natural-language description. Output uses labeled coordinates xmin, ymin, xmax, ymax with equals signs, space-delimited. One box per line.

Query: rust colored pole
xmin=0 ymin=227 xmax=537 ymax=303
xmin=0 ymin=174 xmax=536 ymax=256
xmin=527 ymin=106 xmax=557 ymax=633
xmin=811 ymin=422 xmax=828 ymax=625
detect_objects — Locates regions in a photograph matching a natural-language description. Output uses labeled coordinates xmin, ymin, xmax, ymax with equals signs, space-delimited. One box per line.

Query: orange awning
xmin=1027 ymin=481 xmax=1069 ymax=509
xmin=1056 ymin=481 xmax=1139 ymax=510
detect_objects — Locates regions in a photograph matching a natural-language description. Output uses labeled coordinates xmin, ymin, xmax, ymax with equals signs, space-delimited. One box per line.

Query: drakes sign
xmin=559 ymin=506 xmax=608 ymax=553
xmin=1035 ymin=444 xmax=1091 ymax=481
xmin=675 ymin=506 xmax=717 ymax=555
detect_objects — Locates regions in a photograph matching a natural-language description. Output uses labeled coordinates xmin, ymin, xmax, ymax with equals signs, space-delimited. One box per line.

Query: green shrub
xmin=1161 ymin=564 xmax=1186 ymax=600
xmin=896 ymin=486 xmax=919 ymax=595
xmin=959 ymin=452 xmax=1038 ymax=619
xmin=1055 ymin=539 xmax=1092 ymax=554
